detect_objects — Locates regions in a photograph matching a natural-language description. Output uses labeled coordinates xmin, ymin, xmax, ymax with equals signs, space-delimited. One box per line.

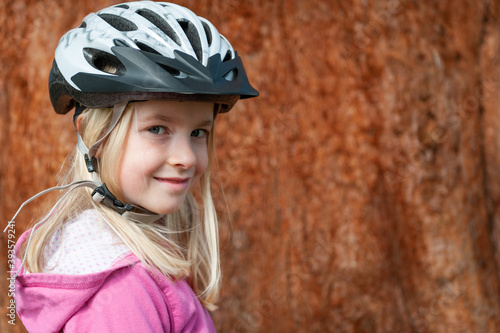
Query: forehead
xmin=133 ymin=100 xmax=215 ymax=122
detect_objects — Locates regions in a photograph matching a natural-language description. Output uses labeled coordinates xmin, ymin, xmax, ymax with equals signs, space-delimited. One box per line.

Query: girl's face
xmin=118 ymin=100 xmax=214 ymax=214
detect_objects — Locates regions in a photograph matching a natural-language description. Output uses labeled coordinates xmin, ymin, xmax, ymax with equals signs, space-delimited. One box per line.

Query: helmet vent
xmin=224 ymin=68 xmax=238 ymax=81
xmin=114 ymin=39 xmax=130 ymax=47
xmin=222 ymin=50 xmax=233 ymax=62
xmin=135 ymin=41 xmax=161 ymax=55
xmin=177 ymin=19 xmax=202 ymax=62
xmin=79 ymin=21 xmax=87 ymax=28
xmin=98 ymin=13 xmax=137 ymax=32
xmin=158 ymin=63 xmax=183 ymax=78
xmin=83 ymin=48 xmax=126 ymax=75
xmin=114 ymin=4 xmax=129 ymax=9
xmin=202 ymin=22 xmax=212 ymax=46
xmin=136 ymin=9 xmax=181 ymax=46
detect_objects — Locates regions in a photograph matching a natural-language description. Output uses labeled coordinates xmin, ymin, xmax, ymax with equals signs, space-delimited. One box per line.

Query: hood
xmin=13 ymin=231 xmax=138 ymax=333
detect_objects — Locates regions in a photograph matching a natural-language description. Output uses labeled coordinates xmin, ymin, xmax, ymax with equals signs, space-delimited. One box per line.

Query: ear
xmin=75 ymin=114 xmax=103 ymax=158
xmin=75 ymin=115 xmax=83 ymax=133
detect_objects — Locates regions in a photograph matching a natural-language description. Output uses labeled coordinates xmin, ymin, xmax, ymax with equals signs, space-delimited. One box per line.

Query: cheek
xmin=118 ymin=141 xmax=151 ymax=190
xmin=121 ymin=146 xmax=159 ymax=179
xmin=118 ymin=153 xmax=140 ymax=195
xmin=195 ymin=145 xmax=209 ymax=177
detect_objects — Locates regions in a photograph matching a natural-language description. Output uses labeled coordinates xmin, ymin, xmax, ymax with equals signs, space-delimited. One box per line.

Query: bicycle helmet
xmin=46 ymin=1 xmax=259 ymax=218
xmin=49 ymin=1 xmax=258 ymax=115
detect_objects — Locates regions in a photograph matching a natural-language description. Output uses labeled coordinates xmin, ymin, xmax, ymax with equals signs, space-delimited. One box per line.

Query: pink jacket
xmin=13 ymin=230 xmax=216 ymax=332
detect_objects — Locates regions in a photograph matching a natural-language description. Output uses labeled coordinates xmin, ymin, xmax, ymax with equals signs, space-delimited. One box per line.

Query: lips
xmin=154 ymin=177 xmax=191 ymax=191
xmin=155 ymin=177 xmax=190 ymax=183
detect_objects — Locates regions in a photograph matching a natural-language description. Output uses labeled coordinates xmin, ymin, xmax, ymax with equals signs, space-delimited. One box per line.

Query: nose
xmin=167 ymin=135 xmax=196 ymax=170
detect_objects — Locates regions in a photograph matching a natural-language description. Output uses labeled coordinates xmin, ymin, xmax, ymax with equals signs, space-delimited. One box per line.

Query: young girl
xmin=7 ymin=1 xmax=258 ymax=332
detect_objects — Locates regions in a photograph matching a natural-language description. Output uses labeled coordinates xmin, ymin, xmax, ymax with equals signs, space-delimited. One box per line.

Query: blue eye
xmin=148 ymin=126 xmax=165 ymax=134
xmin=191 ymin=129 xmax=208 ymax=138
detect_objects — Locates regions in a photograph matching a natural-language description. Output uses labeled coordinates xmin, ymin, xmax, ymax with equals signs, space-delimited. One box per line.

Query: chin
xmin=149 ymin=202 xmax=185 ymax=215
xmin=135 ymin=194 xmax=188 ymax=215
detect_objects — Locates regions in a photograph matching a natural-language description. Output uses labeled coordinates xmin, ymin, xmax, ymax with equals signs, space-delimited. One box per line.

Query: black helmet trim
xmin=50 ymin=47 xmax=256 ymax=114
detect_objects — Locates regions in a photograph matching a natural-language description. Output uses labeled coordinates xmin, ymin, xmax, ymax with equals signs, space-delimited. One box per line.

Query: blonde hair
xmin=21 ymin=103 xmax=221 ymax=310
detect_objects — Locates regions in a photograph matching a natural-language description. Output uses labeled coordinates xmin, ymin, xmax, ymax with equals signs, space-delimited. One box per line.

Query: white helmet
xmin=49 ymin=1 xmax=258 ymax=115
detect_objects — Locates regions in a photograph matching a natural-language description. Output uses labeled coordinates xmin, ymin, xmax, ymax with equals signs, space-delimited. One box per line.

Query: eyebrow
xmin=140 ymin=113 xmax=214 ymax=127
xmin=197 ymin=119 xmax=215 ymax=127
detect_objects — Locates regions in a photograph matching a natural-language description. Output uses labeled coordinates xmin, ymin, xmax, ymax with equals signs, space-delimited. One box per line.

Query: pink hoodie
xmin=13 ymin=228 xmax=216 ymax=332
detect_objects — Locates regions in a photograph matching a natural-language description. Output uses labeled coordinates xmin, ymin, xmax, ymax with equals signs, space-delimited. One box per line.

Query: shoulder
xmin=63 ymin=256 xmax=215 ymax=332
xmin=62 ymin=256 xmax=173 ymax=332
xmin=126 ymin=260 xmax=217 ymax=332
xmin=44 ymin=209 xmax=131 ymax=275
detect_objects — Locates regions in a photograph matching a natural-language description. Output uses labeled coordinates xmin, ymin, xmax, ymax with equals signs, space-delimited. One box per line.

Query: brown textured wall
xmin=2 ymin=0 xmax=500 ymax=332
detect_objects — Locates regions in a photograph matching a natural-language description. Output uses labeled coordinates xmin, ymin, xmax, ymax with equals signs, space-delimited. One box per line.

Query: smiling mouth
xmin=154 ymin=177 xmax=191 ymax=188
xmin=155 ymin=177 xmax=190 ymax=182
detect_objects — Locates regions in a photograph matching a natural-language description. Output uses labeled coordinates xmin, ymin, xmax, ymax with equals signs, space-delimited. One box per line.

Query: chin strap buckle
xmin=91 ymin=183 xmax=132 ymax=214
xmin=84 ymin=154 xmax=98 ymax=173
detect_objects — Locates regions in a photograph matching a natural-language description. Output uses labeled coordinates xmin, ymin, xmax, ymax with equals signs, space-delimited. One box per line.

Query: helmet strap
xmin=76 ymin=101 xmax=128 ymax=174
xmin=5 ymin=179 xmax=164 ymax=279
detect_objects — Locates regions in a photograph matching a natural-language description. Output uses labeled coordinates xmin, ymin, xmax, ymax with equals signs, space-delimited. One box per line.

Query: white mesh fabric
xmin=43 ymin=209 xmax=131 ymax=275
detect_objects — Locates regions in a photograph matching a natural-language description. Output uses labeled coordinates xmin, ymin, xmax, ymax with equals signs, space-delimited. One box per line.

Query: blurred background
xmin=2 ymin=0 xmax=500 ymax=332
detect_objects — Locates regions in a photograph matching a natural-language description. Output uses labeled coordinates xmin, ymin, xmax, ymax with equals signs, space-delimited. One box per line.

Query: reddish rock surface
xmin=1 ymin=0 xmax=500 ymax=332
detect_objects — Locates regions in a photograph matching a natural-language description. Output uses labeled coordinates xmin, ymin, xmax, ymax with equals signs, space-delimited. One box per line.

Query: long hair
xmin=20 ymin=103 xmax=221 ymax=310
